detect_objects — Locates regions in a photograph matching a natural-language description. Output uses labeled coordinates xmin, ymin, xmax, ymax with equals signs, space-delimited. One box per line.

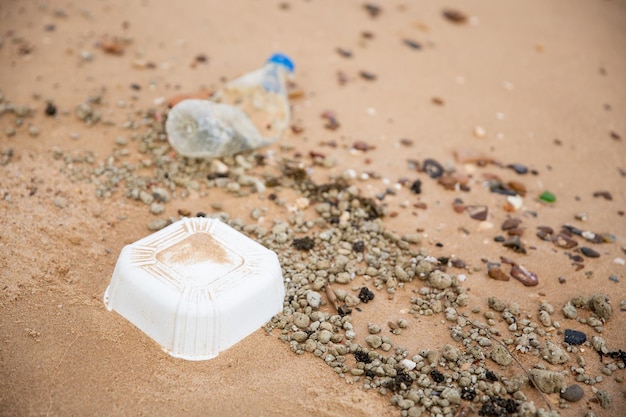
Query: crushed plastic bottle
xmin=165 ymin=53 xmax=294 ymax=158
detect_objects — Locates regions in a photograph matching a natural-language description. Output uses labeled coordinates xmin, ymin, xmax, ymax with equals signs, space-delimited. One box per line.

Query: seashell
xmin=165 ymin=99 xmax=270 ymax=158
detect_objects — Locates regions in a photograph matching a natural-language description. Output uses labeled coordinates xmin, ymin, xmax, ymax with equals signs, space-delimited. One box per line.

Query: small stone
xmin=442 ymin=8 xmax=468 ymax=24
xmin=428 ymin=270 xmax=453 ymax=289
xmin=560 ymin=384 xmax=584 ymax=402
xmin=422 ymin=158 xmax=444 ymax=178
xmin=491 ymin=343 xmax=512 ymax=366
xmin=365 ymin=335 xmax=383 ymax=349
xmin=562 ymin=302 xmax=578 ymax=319
xmin=588 ymin=294 xmax=612 ymax=319
xmin=473 ymin=125 xmax=487 ymax=138
xmin=529 ymin=369 xmax=565 ymax=393
xmin=542 ymin=340 xmax=569 ymax=364
xmin=580 ymin=247 xmax=600 ymax=258
xmin=488 ymin=297 xmax=507 ymax=312
xmin=318 ymin=329 xmax=332 ymax=344
xmin=466 ymin=205 xmax=488 ymax=221
xmin=367 ymin=323 xmax=381 ymax=334
xmin=147 ymin=218 xmax=169 ymax=231
xmin=507 ymin=163 xmax=528 ymax=175
xmin=293 ymin=312 xmax=310 ymax=329
xmin=510 ymin=264 xmax=538 ymax=286
xmin=488 ymin=267 xmax=509 ymax=281
xmin=150 ymin=203 xmax=165 ymax=215
xmin=594 ymin=388 xmax=612 ymax=408
xmin=564 ymin=329 xmax=586 ymax=345
xmin=306 ymin=291 xmax=322 ymax=309
xmin=501 ymin=217 xmax=521 ymax=231
xmin=442 ymin=344 xmax=461 ymax=362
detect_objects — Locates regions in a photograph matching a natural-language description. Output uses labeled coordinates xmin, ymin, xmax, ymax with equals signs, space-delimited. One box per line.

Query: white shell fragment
xmin=104 ymin=217 xmax=285 ymax=360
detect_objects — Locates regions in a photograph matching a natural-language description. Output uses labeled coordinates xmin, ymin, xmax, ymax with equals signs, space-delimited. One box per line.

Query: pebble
xmin=560 ymin=384 xmax=584 ymax=402
xmin=542 ymin=340 xmax=569 ymax=364
xmin=427 ymin=270 xmax=454 ymax=289
xmin=529 ymin=369 xmax=565 ymax=393
xmin=588 ymin=294 xmax=612 ymax=319
xmin=147 ymin=218 xmax=169 ymax=231
xmin=293 ymin=312 xmax=310 ymax=329
xmin=580 ymin=246 xmax=600 ymax=258
xmin=510 ymin=264 xmax=538 ymax=286
xmin=593 ymin=388 xmax=612 ymax=408
xmin=564 ymin=329 xmax=586 ymax=345
xmin=562 ymin=302 xmax=578 ymax=319
xmin=306 ymin=291 xmax=322 ymax=309
xmin=490 ymin=343 xmax=512 ymax=366
xmin=365 ymin=335 xmax=382 ymax=349
xmin=150 ymin=203 xmax=165 ymax=215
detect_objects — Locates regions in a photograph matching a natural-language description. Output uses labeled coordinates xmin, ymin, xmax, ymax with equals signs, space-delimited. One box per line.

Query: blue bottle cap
xmin=267 ymin=53 xmax=295 ymax=72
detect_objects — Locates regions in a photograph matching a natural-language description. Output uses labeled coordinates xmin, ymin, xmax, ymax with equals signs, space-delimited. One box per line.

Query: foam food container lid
xmin=104 ymin=217 xmax=285 ymax=360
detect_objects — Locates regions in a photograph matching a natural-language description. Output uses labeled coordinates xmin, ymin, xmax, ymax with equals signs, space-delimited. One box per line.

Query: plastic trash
xmin=165 ymin=53 xmax=295 ymax=158
xmin=104 ymin=217 xmax=285 ymax=360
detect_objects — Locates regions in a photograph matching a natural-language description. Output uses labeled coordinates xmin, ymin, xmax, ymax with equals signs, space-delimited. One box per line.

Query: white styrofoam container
xmin=104 ymin=217 xmax=285 ymax=360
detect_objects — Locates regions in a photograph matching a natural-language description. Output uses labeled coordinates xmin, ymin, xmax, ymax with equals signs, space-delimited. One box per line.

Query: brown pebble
xmin=501 ymin=217 xmax=521 ymax=231
xmin=452 ymin=198 xmax=465 ymax=213
xmin=451 ymin=258 xmax=466 ymax=269
xmin=177 ymin=208 xmax=191 ymax=217
xmin=431 ymin=97 xmax=444 ymax=106
xmin=536 ymin=226 xmax=554 ymax=241
xmin=510 ymin=264 xmax=538 ymax=286
xmin=488 ymin=268 xmax=510 ymax=281
xmin=352 ymin=141 xmax=374 ymax=152
xmin=506 ymin=227 xmax=524 ymax=236
xmin=442 ymin=9 xmax=468 ymax=24
xmin=553 ymin=232 xmax=578 ymax=249
xmin=507 ymin=180 xmax=527 ymax=196
xmin=466 ymin=205 xmax=488 ymax=221
xmin=359 ymin=70 xmax=377 ymax=81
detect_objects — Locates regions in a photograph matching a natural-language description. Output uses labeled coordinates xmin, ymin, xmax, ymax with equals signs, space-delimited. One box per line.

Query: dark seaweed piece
xmin=358 ymin=287 xmax=375 ymax=303
xmin=292 ymin=236 xmax=315 ymax=251
xmin=354 ymin=350 xmax=372 ymax=363
xmin=430 ymin=369 xmax=445 ymax=383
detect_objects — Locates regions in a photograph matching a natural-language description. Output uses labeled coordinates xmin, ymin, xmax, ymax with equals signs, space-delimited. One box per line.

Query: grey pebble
xmin=365 ymin=335 xmax=382 ymax=349
xmin=542 ymin=340 xmax=569 ymax=365
xmin=593 ymin=388 xmax=612 ymax=408
xmin=147 ymin=218 xmax=169 ymax=231
xmin=293 ymin=312 xmax=310 ymax=329
xmin=490 ymin=343 xmax=512 ymax=366
xmin=529 ymin=369 xmax=565 ymax=393
xmin=306 ymin=291 xmax=322 ymax=309
xmin=150 ymin=203 xmax=165 ymax=215
xmin=428 ymin=270 xmax=453 ymax=289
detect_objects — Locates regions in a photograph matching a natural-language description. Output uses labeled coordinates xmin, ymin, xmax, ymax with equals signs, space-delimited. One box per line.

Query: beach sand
xmin=1 ymin=1 xmax=625 ymax=416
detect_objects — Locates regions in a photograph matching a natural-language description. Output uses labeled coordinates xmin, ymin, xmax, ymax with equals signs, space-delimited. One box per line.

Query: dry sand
xmin=1 ymin=1 xmax=625 ymax=416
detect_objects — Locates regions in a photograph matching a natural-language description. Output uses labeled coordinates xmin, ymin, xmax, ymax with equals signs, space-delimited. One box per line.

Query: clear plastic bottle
xmin=165 ymin=53 xmax=294 ymax=158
